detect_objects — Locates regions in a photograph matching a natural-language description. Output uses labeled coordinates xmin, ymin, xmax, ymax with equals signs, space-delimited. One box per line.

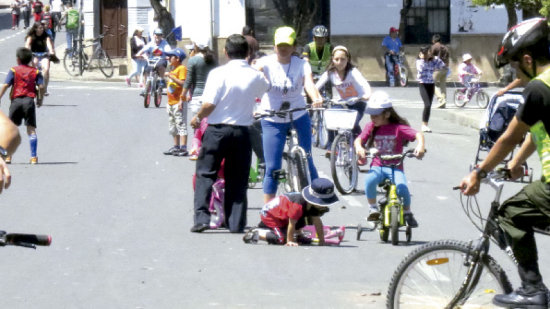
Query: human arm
xmin=181 ymin=58 xmax=195 ymax=101
xmin=303 ymin=63 xmax=323 ymax=107
xmin=190 ymin=102 xmax=215 ymax=129
xmin=311 ymin=216 xmax=325 ymax=246
xmin=506 ymin=134 xmax=536 ymax=179
xmin=0 ymin=110 xmax=21 ymax=193
xmin=285 ymin=218 xmax=299 ymax=246
xmin=413 ymin=132 xmax=425 ymax=159
xmin=496 ymin=78 xmax=524 ymax=97
xmin=46 ymin=36 xmax=55 ymax=56
xmin=315 ymin=71 xmax=328 ymax=90
xmin=350 ymin=68 xmax=372 ymax=101
xmin=354 ymin=136 xmax=366 ymax=160
xmin=460 ymin=117 xmax=530 ymax=194
xmin=24 ymin=36 xmax=32 ymax=49
xmin=0 ymin=84 xmax=10 ymax=104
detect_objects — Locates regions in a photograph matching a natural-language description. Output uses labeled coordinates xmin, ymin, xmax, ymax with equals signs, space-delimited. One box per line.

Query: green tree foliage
xmin=471 ymin=0 xmax=545 ymax=29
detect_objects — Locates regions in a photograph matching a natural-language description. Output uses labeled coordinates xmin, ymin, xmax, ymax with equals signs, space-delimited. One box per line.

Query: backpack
xmin=66 ymin=8 xmax=79 ymax=30
xmin=42 ymin=13 xmax=52 ymax=29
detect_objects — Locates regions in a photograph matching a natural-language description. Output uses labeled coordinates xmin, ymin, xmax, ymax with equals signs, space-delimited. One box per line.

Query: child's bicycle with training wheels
xmin=324 ymin=97 xmax=362 ymax=194
xmin=0 ymin=229 xmax=52 ymax=249
xmin=385 ymin=168 xmax=550 ymax=308
xmin=256 ymin=102 xmax=312 ymax=194
xmin=141 ymin=49 xmax=164 ymax=108
xmin=453 ymin=75 xmax=490 ymax=108
xmin=356 ymin=149 xmax=419 ymax=245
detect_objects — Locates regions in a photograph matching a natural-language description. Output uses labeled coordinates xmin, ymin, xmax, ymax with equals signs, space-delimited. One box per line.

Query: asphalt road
xmin=0 ymin=20 xmax=549 ymax=309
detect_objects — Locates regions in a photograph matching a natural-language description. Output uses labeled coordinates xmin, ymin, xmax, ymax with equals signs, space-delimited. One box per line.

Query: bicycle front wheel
xmin=311 ymin=111 xmax=320 ymax=147
xmin=143 ymin=80 xmax=151 ymax=108
xmin=154 ymin=82 xmax=162 ymax=107
xmin=387 ymin=239 xmax=513 ymax=309
xmin=288 ymin=152 xmax=309 ymax=192
xmin=476 ymin=90 xmax=489 ymax=109
xmin=330 ymin=133 xmax=358 ymax=194
xmin=98 ymin=50 xmax=114 ymax=78
xmin=390 ymin=206 xmax=399 ymax=246
xmin=63 ymin=51 xmax=81 ymax=76
xmin=398 ymin=67 xmax=408 ymax=87
xmin=453 ymin=89 xmax=467 ymax=107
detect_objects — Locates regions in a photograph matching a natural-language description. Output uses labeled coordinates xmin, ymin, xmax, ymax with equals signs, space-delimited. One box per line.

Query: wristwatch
xmin=0 ymin=146 xmax=7 ymax=159
xmin=474 ymin=167 xmax=487 ymax=179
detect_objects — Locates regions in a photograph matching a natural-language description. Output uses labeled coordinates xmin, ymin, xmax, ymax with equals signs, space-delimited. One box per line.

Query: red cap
xmin=390 ymin=27 xmax=398 ymax=33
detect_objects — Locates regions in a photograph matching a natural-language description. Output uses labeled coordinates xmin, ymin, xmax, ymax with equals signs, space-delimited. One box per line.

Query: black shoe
xmin=174 ymin=149 xmax=188 ymax=157
xmin=404 ymin=213 xmax=419 ymax=228
xmin=190 ymin=223 xmax=209 ymax=233
xmin=163 ymin=146 xmax=180 ymax=155
xmin=243 ymin=229 xmax=259 ymax=244
xmin=493 ymin=286 xmax=548 ymax=308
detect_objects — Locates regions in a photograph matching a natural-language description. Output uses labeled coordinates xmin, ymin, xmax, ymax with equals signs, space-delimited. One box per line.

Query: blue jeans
xmin=129 ymin=59 xmax=147 ymax=83
xmin=261 ymin=114 xmax=319 ymax=194
xmin=385 ymin=54 xmax=398 ymax=85
xmin=365 ymin=166 xmax=411 ymax=208
xmin=66 ymin=29 xmax=78 ymax=52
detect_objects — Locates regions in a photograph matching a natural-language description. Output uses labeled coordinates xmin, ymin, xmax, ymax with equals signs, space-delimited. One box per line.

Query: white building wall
xmin=173 ymin=0 xmax=212 ymax=44
xmin=330 ymin=0 xmax=518 ymax=36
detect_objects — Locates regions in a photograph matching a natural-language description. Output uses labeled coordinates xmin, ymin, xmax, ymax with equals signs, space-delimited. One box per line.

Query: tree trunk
xmin=149 ymin=0 xmax=176 ymax=46
xmin=273 ymin=0 xmax=318 ymax=45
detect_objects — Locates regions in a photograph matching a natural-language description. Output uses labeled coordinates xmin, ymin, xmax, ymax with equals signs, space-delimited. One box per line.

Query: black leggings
xmin=419 ymin=83 xmax=435 ymax=123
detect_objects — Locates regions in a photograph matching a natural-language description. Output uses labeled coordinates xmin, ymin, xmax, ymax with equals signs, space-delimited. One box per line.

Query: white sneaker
xmin=367 ymin=206 xmax=381 ymax=221
xmin=421 ymin=125 xmax=432 ymax=133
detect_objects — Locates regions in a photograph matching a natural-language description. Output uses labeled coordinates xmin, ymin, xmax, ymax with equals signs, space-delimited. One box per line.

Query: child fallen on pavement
xmin=243 ymin=178 xmax=344 ymax=246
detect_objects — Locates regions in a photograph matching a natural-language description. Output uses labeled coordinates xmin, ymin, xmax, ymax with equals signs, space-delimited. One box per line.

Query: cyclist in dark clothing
xmin=461 ymin=17 xmax=550 ymax=308
xmin=24 ymin=22 xmax=54 ymax=95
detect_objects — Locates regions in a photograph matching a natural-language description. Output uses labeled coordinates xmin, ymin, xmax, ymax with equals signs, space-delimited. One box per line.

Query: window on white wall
xmin=404 ymin=0 xmax=450 ymax=44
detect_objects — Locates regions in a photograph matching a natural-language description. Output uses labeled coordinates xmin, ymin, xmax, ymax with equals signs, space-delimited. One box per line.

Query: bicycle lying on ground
xmin=324 ymin=98 xmax=360 ymax=194
xmin=63 ymin=32 xmax=114 ymax=78
xmin=256 ymin=102 xmax=312 ymax=194
xmin=356 ymin=149 xmax=418 ymax=245
xmin=453 ymin=76 xmax=490 ymax=108
xmin=0 ymin=230 xmax=51 ymax=249
xmin=141 ymin=51 xmax=164 ymax=108
xmin=385 ymin=168 xmax=549 ymax=308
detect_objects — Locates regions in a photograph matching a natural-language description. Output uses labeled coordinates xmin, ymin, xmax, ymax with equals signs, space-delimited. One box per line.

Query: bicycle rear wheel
xmin=453 ymin=89 xmax=467 ymax=107
xmin=98 ymin=50 xmax=114 ymax=78
xmin=154 ymin=82 xmax=163 ymax=107
xmin=387 ymin=239 xmax=513 ymax=309
xmin=63 ymin=51 xmax=81 ymax=76
xmin=398 ymin=67 xmax=408 ymax=87
xmin=330 ymin=133 xmax=358 ymax=194
xmin=476 ymin=90 xmax=490 ymax=109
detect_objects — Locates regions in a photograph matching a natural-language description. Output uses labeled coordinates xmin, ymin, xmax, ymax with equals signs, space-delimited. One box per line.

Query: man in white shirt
xmin=190 ymin=34 xmax=270 ymax=233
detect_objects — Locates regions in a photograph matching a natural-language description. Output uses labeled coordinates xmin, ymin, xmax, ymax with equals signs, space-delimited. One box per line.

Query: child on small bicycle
xmin=354 ymin=91 xmax=425 ymax=227
xmin=162 ymin=48 xmax=188 ymax=156
xmin=458 ymin=53 xmax=482 ymax=102
xmin=243 ymin=178 xmax=344 ymax=246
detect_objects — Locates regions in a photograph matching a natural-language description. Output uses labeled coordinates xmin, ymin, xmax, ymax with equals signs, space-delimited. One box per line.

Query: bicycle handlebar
xmin=365 ymin=148 xmax=422 ymax=167
xmin=0 ymin=231 xmax=51 ymax=249
xmin=255 ymin=104 xmax=312 ymax=120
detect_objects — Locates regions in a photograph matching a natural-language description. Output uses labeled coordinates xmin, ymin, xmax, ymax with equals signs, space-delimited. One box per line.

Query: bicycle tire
xmin=98 ymin=50 xmax=114 ymax=78
xmin=318 ymin=116 xmax=329 ymax=149
xmin=63 ymin=51 xmax=81 ymax=76
xmin=390 ymin=206 xmax=399 ymax=245
xmin=399 ymin=67 xmax=408 ymax=87
xmin=311 ymin=111 xmax=320 ymax=147
xmin=476 ymin=90 xmax=490 ymax=109
xmin=289 ymin=151 xmax=309 ymax=192
xmin=453 ymin=89 xmax=467 ymax=108
xmin=330 ymin=133 xmax=358 ymax=194
xmin=143 ymin=80 xmax=151 ymax=108
xmin=154 ymin=83 xmax=162 ymax=107
xmin=386 ymin=239 xmax=513 ymax=309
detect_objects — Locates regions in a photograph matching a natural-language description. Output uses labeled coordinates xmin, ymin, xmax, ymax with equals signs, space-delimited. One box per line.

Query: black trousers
xmin=193 ymin=124 xmax=252 ymax=232
xmin=419 ymin=83 xmax=435 ymax=123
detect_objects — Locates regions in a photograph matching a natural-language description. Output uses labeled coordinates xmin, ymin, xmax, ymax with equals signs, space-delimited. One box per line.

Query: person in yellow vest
xmin=460 ymin=17 xmax=550 ymax=307
xmin=302 ymin=25 xmax=333 ymax=77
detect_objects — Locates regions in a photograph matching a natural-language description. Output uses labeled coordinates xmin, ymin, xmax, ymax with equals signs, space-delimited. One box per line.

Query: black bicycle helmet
xmin=312 ymin=25 xmax=328 ymax=38
xmin=495 ymin=17 xmax=549 ymax=68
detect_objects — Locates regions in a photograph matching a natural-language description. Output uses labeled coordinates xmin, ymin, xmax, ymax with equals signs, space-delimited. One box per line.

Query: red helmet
xmin=389 ymin=27 xmax=399 ymax=33
xmin=495 ymin=17 xmax=549 ymax=68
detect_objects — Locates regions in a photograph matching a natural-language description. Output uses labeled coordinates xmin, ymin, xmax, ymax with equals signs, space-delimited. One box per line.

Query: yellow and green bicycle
xmin=357 ymin=149 xmax=418 ymax=245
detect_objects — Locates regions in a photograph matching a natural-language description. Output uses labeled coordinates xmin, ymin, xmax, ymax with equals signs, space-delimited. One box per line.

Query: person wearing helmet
xmin=243 ymin=178 xmax=339 ymax=246
xmin=457 ymin=53 xmax=482 ymax=104
xmin=354 ymin=91 xmax=425 ymax=227
xmin=382 ymin=27 xmax=403 ymax=87
xmin=302 ymin=25 xmax=333 ymax=76
xmin=136 ymin=28 xmax=172 ymax=92
xmin=461 ymin=17 xmax=550 ymax=308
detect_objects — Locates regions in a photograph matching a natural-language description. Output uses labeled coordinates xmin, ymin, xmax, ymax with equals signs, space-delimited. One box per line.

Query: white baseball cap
xmin=462 ymin=53 xmax=473 ymax=62
xmin=365 ymin=91 xmax=393 ymax=115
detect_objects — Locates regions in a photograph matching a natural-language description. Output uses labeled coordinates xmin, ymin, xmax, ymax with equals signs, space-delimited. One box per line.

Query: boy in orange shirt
xmin=163 ymin=48 xmax=188 ymax=156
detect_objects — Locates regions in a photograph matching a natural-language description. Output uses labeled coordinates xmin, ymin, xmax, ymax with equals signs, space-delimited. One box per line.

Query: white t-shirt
xmin=50 ymin=0 xmax=64 ymax=12
xmin=202 ymin=60 xmax=270 ymax=126
xmin=257 ymin=54 xmax=311 ymax=123
xmin=316 ymin=67 xmax=371 ymax=102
